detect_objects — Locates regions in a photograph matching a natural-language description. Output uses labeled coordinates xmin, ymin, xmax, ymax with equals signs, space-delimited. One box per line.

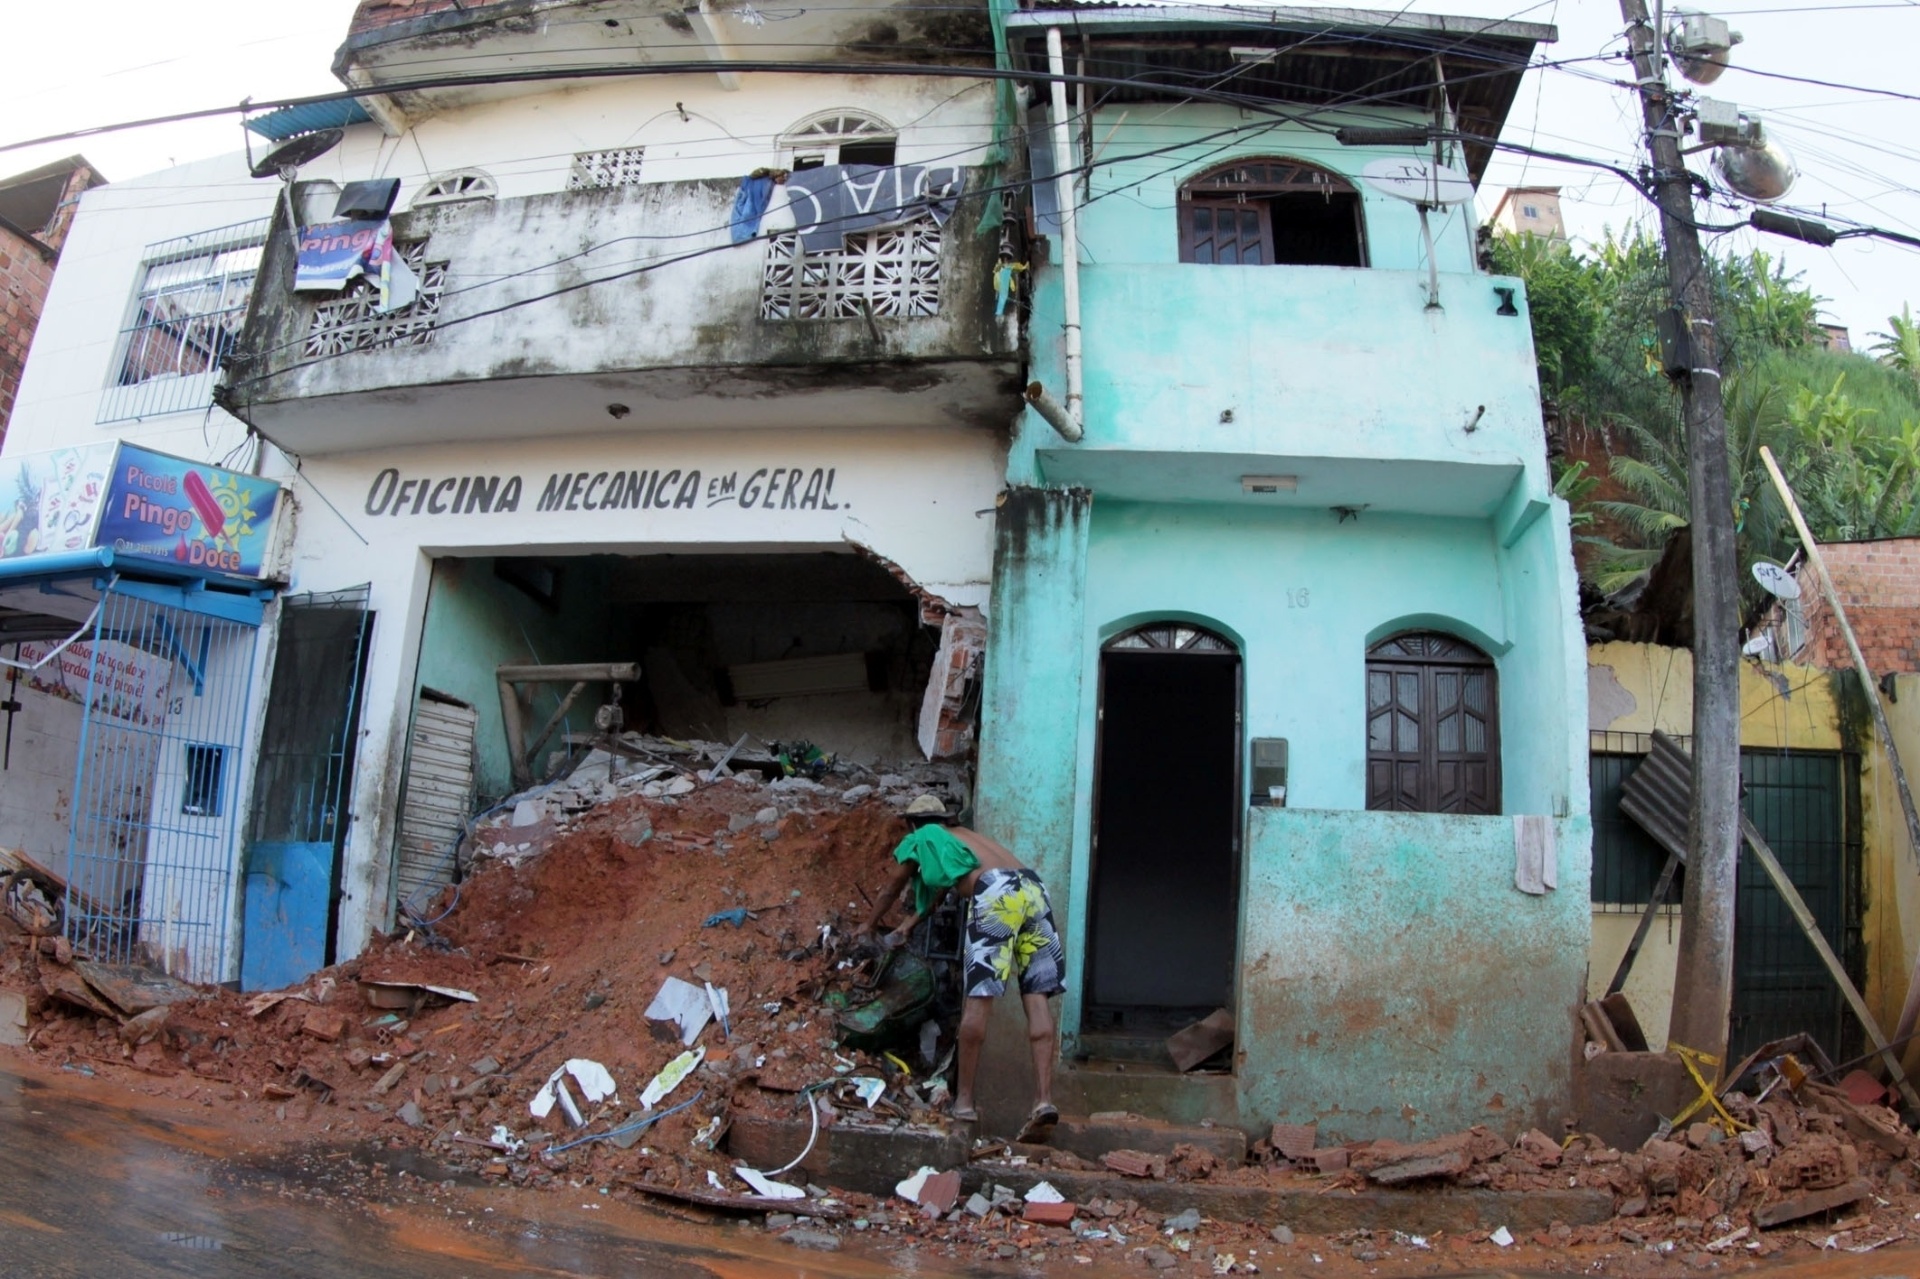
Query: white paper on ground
xmin=1024 ymin=1180 xmax=1065 ymax=1204
xmin=529 ymin=1057 xmax=618 ymax=1119
xmin=735 ymin=1167 xmax=806 ymax=1199
xmin=895 ymin=1166 xmax=936 ymax=1202
xmin=640 ymin=1047 xmax=705 ymax=1110
xmin=645 ymin=976 xmax=714 ymax=1046
xmin=1490 ymin=1227 xmax=1515 ymax=1247
xmin=850 ymin=1076 xmax=885 ymax=1109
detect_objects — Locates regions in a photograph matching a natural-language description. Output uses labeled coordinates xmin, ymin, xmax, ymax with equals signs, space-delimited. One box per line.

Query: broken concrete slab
xmin=70 ymin=961 xmax=200 ymax=1016
xmin=1754 ymin=1178 xmax=1870 ymax=1228
xmin=726 ymin=1113 xmax=968 ymax=1198
xmin=0 ymin=990 xmax=27 ymax=1047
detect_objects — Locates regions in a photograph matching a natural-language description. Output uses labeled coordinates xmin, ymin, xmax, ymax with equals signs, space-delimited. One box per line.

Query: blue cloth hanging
xmin=729 ymin=174 xmax=776 ymax=243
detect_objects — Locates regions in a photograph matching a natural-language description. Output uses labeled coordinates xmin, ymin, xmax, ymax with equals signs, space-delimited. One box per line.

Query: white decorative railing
xmin=759 ymin=217 xmax=943 ymax=321
xmin=303 ymin=242 xmax=448 ymax=357
xmin=568 ymin=147 xmax=647 ymax=190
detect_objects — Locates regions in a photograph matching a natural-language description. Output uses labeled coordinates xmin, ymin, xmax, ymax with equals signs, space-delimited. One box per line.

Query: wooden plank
xmin=1607 ymin=851 xmax=1681 ymax=996
xmin=1580 ymin=1001 xmax=1627 ymax=1053
xmin=1740 ymin=814 xmax=1920 ymax=1112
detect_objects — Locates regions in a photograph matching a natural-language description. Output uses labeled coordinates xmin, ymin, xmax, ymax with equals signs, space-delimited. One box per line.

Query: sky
xmin=4 ymin=0 xmax=1919 ymax=342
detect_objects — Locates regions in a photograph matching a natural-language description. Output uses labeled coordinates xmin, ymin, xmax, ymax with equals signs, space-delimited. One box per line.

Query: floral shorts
xmin=964 ymin=867 xmax=1067 ymax=998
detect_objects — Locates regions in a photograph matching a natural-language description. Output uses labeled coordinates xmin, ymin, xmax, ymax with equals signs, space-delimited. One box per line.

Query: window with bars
xmin=99 ymin=219 xmax=268 ymax=423
xmin=1178 ymin=158 xmax=1366 ymax=268
xmin=1365 ymin=631 xmax=1499 ymax=814
xmin=568 ymin=147 xmax=647 ymax=190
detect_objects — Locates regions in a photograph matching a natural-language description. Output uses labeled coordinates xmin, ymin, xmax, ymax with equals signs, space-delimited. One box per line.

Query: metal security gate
xmin=1731 ymin=749 xmax=1859 ymax=1062
xmin=240 ymin=587 xmax=372 ymax=991
xmin=64 ymin=585 xmax=260 ymax=984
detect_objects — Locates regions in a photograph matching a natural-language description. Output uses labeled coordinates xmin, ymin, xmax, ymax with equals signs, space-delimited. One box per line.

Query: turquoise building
xmin=973 ymin=5 xmax=1591 ymax=1142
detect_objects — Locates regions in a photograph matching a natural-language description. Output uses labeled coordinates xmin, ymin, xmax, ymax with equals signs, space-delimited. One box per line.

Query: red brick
xmin=1022 ymin=1200 xmax=1077 ymax=1226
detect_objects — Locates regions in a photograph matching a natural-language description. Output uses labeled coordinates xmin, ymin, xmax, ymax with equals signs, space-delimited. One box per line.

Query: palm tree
xmin=1872 ymin=304 xmax=1920 ymax=389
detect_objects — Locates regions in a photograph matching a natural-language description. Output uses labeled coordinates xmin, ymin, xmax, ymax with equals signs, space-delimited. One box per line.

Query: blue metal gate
xmin=64 ymin=582 xmax=260 ymax=984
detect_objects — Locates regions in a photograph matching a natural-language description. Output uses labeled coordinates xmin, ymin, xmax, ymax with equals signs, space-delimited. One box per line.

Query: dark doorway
xmin=1085 ymin=624 xmax=1241 ymax=1053
xmin=240 ymin=587 xmax=373 ymax=991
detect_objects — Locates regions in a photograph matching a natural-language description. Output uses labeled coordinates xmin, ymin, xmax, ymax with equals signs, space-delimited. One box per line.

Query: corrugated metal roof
xmin=246 ymin=100 xmax=374 ymax=141
xmin=1006 ymin=8 xmax=1550 ymax=184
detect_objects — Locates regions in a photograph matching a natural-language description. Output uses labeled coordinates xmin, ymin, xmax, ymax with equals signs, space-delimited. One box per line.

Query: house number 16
xmin=1286 ymin=588 xmax=1311 ymax=609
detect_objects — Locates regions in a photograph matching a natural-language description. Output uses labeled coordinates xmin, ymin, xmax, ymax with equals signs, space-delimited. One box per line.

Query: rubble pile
xmin=6 ymin=753 xmax=1920 ymax=1270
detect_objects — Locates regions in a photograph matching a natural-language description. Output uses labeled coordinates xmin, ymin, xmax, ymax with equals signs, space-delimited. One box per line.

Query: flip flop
xmin=1014 ymin=1103 xmax=1059 ymax=1145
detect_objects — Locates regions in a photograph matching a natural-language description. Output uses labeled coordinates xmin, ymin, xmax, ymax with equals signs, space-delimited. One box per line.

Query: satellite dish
xmin=249 ymin=128 xmax=344 ymax=180
xmin=1742 ymin=634 xmax=1773 ymax=658
xmin=1360 ymin=157 xmax=1474 ymax=208
xmin=1752 ymin=561 xmax=1801 ymax=599
xmin=1714 ymin=135 xmax=1797 ymax=203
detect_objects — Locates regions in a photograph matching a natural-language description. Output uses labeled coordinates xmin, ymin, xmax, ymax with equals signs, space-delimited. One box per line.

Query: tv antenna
xmin=1360 ymin=157 xmax=1473 ymax=309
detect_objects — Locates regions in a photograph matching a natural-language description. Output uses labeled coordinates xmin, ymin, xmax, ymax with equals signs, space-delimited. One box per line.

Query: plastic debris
xmin=1025 ymin=1181 xmax=1066 ymax=1205
xmin=530 ymin=1058 xmax=618 ymax=1122
xmin=850 ymin=1076 xmax=885 ymax=1109
xmin=1490 ymin=1227 xmax=1515 ymax=1248
xmin=640 ymin=1047 xmax=705 ymax=1110
xmin=704 ymin=907 xmax=751 ymax=928
xmin=736 ymin=1167 xmax=806 ymax=1199
xmin=645 ymin=976 xmax=714 ymax=1046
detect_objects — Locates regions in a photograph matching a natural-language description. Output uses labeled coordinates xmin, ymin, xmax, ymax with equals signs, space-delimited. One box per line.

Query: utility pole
xmin=1617 ymin=0 xmax=1744 ymax=1065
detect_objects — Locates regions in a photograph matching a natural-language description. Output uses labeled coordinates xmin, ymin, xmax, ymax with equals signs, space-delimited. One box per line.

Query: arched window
xmin=779 ymin=111 xmax=897 ymax=170
xmin=1178 ymin=158 xmax=1366 ymax=267
xmin=411 ymin=169 xmax=497 ymax=209
xmin=1365 ymin=631 xmax=1498 ymax=814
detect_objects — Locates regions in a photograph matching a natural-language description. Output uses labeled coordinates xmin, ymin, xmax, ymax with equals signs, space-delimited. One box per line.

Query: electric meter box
xmin=1251 ymin=737 xmax=1288 ymax=806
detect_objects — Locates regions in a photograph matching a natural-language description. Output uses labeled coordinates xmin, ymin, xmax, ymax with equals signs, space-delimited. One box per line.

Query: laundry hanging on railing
xmin=294 ymin=219 xmax=419 ymax=312
xmin=781 ymin=164 xmax=965 ymax=253
xmin=728 ymin=170 xmax=782 ymax=243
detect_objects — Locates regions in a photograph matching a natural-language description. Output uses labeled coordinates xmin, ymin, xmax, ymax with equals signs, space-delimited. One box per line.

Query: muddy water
xmin=5 ymin=1068 xmax=1920 ymax=1279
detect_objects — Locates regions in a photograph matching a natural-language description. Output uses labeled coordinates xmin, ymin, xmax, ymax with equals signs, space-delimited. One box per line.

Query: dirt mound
xmin=4 ymin=778 xmax=932 ymax=1196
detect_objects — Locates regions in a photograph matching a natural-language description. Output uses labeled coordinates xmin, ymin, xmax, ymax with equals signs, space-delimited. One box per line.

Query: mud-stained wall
xmin=971 ymin=486 xmax=1092 ymax=1130
xmin=1239 ymin=807 xmax=1590 ymax=1140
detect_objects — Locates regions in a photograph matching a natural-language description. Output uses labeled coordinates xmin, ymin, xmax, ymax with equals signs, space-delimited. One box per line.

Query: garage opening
xmin=1085 ymin=623 xmax=1241 ymax=1062
xmin=403 ymin=549 xmax=971 ymax=818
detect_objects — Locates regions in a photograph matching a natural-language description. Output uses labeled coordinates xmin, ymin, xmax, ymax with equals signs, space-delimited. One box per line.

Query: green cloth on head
xmin=893 ymin=825 xmax=980 ymax=916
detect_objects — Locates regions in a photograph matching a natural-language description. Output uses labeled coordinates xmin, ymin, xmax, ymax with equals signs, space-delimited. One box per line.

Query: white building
xmin=1 ymin=0 xmax=1021 ymax=986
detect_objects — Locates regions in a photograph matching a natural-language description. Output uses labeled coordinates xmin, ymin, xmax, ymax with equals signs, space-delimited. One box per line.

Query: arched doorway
xmin=1086 ymin=623 xmax=1242 ymax=1054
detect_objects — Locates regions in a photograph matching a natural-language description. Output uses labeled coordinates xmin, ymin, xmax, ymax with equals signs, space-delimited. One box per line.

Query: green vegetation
xmin=1491 ymin=229 xmax=1920 ymax=598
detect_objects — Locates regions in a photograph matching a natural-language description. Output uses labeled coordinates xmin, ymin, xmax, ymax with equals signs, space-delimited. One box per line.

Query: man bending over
xmin=859 ymin=811 xmax=1065 ymax=1143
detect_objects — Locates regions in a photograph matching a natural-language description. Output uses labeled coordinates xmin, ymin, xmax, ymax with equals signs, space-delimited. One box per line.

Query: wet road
xmin=0 ymin=1068 xmax=917 ymax=1279
xmin=7 ymin=1067 xmax=1920 ymax=1279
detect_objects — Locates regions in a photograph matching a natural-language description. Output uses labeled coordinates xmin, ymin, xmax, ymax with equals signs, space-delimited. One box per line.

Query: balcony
xmin=1022 ymin=264 xmax=1547 ymax=517
xmin=336 ymin=0 xmax=994 ymax=120
xmin=220 ymin=173 xmax=1019 ymax=455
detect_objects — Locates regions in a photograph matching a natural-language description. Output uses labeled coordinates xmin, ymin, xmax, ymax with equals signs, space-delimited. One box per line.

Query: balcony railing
xmin=760 ymin=216 xmax=945 ymax=321
xmin=303 ymin=242 xmax=448 ymax=358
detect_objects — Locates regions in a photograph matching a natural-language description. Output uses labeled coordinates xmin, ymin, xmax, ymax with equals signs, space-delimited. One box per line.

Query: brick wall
xmin=0 ymin=162 xmax=96 ymax=443
xmin=1787 ymin=540 xmax=1920 ymax=674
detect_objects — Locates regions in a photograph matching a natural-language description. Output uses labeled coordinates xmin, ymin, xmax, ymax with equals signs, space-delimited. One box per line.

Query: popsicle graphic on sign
xmin=96 ymin=444 xmax=282 ymax=578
